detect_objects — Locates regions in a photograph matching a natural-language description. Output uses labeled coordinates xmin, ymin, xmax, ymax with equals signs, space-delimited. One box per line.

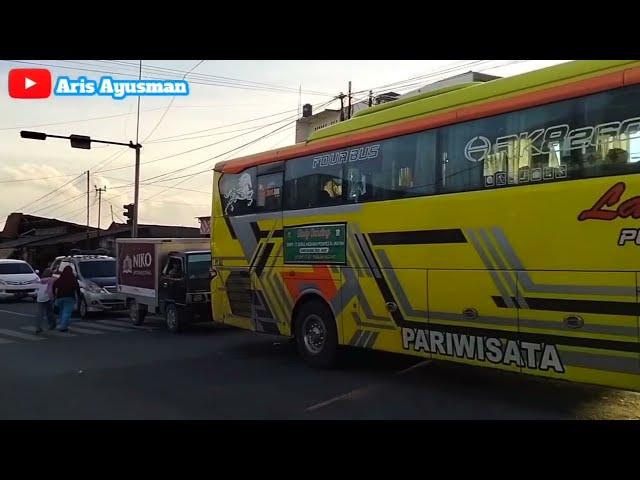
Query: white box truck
xmin=116 ymin=238 xmax=211 ymax=332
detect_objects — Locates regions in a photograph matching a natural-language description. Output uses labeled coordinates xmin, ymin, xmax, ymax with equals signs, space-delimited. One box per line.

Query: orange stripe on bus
xmin=221 ymin=66 xmax=640 ymax=174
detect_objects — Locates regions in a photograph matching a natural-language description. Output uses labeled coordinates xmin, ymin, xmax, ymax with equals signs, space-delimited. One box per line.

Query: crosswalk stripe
xmin=73 ymin=321 xmax=133 ymax=332
xmin=0 ymin=328 xmax=45 ymax=341
xmin=21 ymin=326 xmax=76 ymax=338
xmin=68 ymin=326 xmax=104 ymax=335
xmin=0 ymin=337 xmax=15 ymax=344
xmin=0 ymin=309 xmax=35 ymax=318
xmin=97 ymin=319 xmax=149 ymax=330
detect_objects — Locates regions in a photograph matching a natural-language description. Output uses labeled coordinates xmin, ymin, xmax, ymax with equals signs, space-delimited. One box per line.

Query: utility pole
xmin=132 ymin=144 xmax=141 ymax=238
xmin=19 ymin=131 xmax=142 ymax=238
xmin=110 ymin=204 xmax=115 ymax=223
xmin=369 ymin=90 xmax=373 ymax=107
xmin=347 ymin=81 xmax=352 ymax=120
xmin=86 ymin=170 xmax=90 ymax=248
xmin=95 ymin=185 xmax=107 ymax=247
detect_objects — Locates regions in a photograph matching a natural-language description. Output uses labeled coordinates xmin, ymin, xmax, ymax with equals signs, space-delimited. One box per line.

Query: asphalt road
xmin=0 ymin=299 xmax=639 ymax=419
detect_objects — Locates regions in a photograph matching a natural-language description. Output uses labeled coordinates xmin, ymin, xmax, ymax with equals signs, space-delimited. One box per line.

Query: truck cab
xmin=158 ymin=250 xmax=212 ymax=332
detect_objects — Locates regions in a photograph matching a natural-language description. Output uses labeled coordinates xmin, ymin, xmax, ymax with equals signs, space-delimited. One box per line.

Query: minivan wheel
xmin=79 ymin=297 xmax=90 ymax=319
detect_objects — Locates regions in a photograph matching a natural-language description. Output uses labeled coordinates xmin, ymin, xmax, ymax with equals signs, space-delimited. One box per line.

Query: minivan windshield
xmin=79 ymin=260 xmax=116 ymax=278
xmin=0 ymin=263 xmax=34 ymax=275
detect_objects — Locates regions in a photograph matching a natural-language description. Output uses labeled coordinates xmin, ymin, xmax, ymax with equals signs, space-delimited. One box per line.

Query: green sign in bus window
xmin=284 ymin=223 xmax=347 ymax=265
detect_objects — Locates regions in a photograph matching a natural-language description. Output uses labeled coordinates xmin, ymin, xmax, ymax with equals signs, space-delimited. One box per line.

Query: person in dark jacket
xmin=53 ymin=266 xmax=81 ymax=332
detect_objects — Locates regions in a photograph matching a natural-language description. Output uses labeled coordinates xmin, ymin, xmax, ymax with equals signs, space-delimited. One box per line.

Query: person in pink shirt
xmin=35 ymin=268 xmax=56 ymax=333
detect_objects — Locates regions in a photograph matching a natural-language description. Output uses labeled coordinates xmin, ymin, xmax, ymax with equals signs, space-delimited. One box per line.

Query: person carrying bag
xmin=52 ymin=266 xmax=81 ymax=332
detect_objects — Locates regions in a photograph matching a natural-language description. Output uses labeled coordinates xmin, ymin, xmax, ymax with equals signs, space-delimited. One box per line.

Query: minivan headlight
xmin=83 ymin=281 xmax=104 ymax=293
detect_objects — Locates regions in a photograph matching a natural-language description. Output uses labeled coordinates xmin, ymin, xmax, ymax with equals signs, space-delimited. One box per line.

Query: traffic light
xmin=123 ymin=203 xmax=134 ymax=225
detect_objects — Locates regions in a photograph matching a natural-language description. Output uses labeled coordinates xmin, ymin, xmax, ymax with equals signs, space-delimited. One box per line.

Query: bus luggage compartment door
xmin=427 ymin=270 xmax=521 ymax=374
xmin=516 ymin=270 xmax=639 ymax=391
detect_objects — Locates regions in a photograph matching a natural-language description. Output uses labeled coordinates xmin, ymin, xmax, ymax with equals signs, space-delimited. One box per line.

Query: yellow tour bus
xmin=211 ymin=60 xmax=640 ymax=392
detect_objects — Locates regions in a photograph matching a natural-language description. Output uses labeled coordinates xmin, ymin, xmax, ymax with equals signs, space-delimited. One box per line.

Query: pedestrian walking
xmin=53 ymin=266 xmax=81 ymax=332
xmin=35 ymin=268 xmax=56 ymax=333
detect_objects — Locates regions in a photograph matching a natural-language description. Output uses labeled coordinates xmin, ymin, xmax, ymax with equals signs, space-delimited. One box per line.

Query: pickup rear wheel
xmin=165 ymin=303 xmax=182 ymax=333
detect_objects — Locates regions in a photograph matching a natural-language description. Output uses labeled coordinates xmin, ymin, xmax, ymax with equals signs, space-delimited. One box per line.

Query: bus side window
xmin=284 ymin=155 xmax=343 ymax=210
xmin=345 ymin=132 xmax=436 ymax=203
xmin=256 ymin=172 xmax=282 ymax=212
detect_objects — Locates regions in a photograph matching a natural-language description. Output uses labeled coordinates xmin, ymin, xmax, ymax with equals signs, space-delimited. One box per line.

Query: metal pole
xmin=132 ymin=145 xmax=140 ymax=238
xmin=86 ymin=170 xmax=90 ymax=247
xmin=348 ymin=81 xmax=352 ymax=120
xmin=95 ymin=186 xmax=106 ymax=246
xmin=97 ymin=188 xmax=102 ymax=242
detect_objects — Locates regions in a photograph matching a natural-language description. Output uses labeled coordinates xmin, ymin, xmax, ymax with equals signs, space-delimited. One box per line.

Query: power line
xmin=15 ymin=173 xmax=85 ymax=212
xmin=0 ymin=106 xmax=179 ymax=132
xmin=0 ymin=173 xmax=80 ymax=184
xmin=29 ymin=191 xmax=87 ymax=216
xmin=97 ymin=60 xmax=333 ymax=96
xmin=93 ymin=109 xmax=309 ymax=175
xmin=101 ymin=175 xmax=210 ymax=194
xmin=140 ymin=119 xmax=297 ymax=185
xmin=141 ymin=60 xmax=204 ymax=143
xmin=145 ymin=98 xmax=333 ymax=144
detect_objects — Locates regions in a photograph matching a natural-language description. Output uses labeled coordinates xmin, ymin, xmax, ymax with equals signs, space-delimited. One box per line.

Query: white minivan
xmin=0 ymin=259 xmax=40 ymax=300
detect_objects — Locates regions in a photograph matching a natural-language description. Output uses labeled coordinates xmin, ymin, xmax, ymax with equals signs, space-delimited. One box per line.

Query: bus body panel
xmin=211 ymin=61 xmax=640 ymax=392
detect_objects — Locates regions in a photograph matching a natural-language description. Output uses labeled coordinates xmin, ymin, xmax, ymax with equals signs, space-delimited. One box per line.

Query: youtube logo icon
xmin=8 ymin=69 xmax=52 ymax=99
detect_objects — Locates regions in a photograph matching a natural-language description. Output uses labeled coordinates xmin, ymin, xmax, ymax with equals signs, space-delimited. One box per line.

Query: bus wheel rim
xmin=302 ymin=314 xmax=326 ymax=354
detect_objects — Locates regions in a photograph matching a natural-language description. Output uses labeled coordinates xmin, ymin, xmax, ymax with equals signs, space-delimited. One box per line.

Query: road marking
xmin=21 ymin=326 xmax=76 ymax=337
xmin=304 ymin=360 xmax=432 ymax=413
xmin=0 ymin=337 xmax=14 ymax=344
xmin=68 ymin=326 xmax=104 ymax=335
xmin=97 ymin=319 xmax=149 ymax=330
xmin=73 ymin=321 xmax=133 ymax=332
xmin=0 ymin=328 xmax=45 ymax=341
xmin=0 ymin=309 xmax=35 ymax=318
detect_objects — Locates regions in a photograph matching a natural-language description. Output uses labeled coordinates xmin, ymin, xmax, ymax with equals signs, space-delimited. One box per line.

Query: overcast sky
xmin=0 ymin=60 xmax=568 ymax=230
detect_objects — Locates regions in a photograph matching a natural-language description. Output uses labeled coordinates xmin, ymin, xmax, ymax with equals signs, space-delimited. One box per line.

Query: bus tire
xmin=294 ymin=298 xmax=338 ymax=369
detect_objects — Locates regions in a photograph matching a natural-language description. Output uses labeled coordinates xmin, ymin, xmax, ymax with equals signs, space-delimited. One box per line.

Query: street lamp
xmin=20 ymin=130 xmax=142 ymax=238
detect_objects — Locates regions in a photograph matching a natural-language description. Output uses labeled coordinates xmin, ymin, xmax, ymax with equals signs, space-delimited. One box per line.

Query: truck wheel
xmin=294 ymin=298 xmax=339 ymax=369
xmin=128 ymin=300 xmax=147 ymax=326
xmin=165 ymin=303 xmax=182 ymax=333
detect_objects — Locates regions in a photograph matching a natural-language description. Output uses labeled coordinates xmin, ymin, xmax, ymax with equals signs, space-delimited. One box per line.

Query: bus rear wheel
xmin=294 ymin=299 xmax=338 ymax=369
